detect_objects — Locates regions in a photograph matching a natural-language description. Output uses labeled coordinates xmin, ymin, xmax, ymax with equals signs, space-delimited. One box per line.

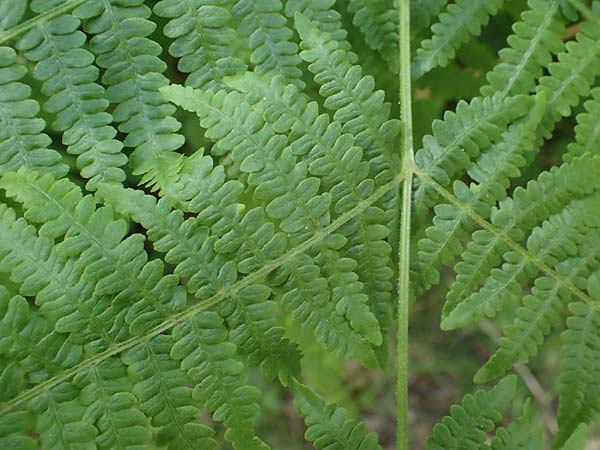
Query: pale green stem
xmin=397 ymin=1 xmax=415 ymax=450
xmin=568 ymin=0 xmax=600 ymax=24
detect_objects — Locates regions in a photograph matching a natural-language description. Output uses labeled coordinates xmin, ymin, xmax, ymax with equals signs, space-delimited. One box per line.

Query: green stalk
xmin=396 ymin=1 xmax=415 ymax=450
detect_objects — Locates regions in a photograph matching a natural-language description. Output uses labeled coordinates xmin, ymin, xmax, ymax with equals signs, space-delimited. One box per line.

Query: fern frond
xmin=163 ymin=84 xmax=381 ymax=367
xmin=537 ymin=20 xmax=600 ymax=139
xmin=73 ymin=0 xmax=185 ymax=192
xmin=73 ymin=359 xmax=155 ymax=450
xmin=18 ymin=5 xmax=126 ymax=191
xmin=225 ymin=73 xmax=393 ymax=356
xmin=295 ymin=14 xmax=400 ymax=173
xmin=444 ymin=154 xmax=600 ymax=317
xmin=412 ymin=0 xmax=505 ymax=79
xmin=426 ymin=375 xmax=517 ymax=450
xmin=154 ymin=0 xmax=246 ymax=90
xmin=232 ymin=0 xmax=302 ymax=87
xmin=347 ymin=0 xmax=399 ymax=72
xmin=0 ymin=170 xmax=188 ymax=337
xmin=480 ymin=400 xmax=542 ymax=450
xmin=284 ymin=0 xmax=353 ymax=53
xmin=172 ymin=312 xmax=268 ymax=450
xmin=555 ymin=275 xmax=600 ymax=448
xmin=0 ymin=46 xmax=67 ymax=177
xmin=99 ymin=184 xmax=302 ymax=383
xmin=0 ymin=288 xmax=97 ymax=449
xmin=413 ymin=93 xmax=532 ymax=217
xmin=481 ymin=0 xmax=566 ymax=97
xmin=443 ymin=193 xmax=600 ymax=330
xmin=411 ymin=0 xmax=449 ymax=34
xmin=290 ymin=379 xmax=382 ymax=450
xmin=474 ymin=231 xmax=600 ymax=384
xmin=565 ymin=87 xmax=600 ymax=162
xmin=122 ymin=338 xmax=220 ymax=450
xmin=415 ymin=91 xmax=545 ymax=293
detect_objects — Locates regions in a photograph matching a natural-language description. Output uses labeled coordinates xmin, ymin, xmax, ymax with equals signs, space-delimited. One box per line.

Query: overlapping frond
xmin=99 ymin=183 xmax=302 ymax=383
xmin=413 ymin=93 xmax=532 ymax=217
xmin=291 ymin=379 xmax=382 ymax=450
xmin=426 ymin=376 xmax=516 ymax=450
xmin=347 ymin=0 xmax=399 ymax=72
xmin=73 ymin=0 xmax=185 ymax=192
xmin=412 ymin=0 xmax=505 ymax=79
xmin=565 ymin=87 xmax=600 ymax=162
xmin=232 ymin=0 xmax=302 ymax=87
xmin=415 ymin=91 xmax=545 ymax=293
xmin=162 ymin=84 xmax=381 ymax=368
xmin=444 ymin=154 xmax=600 ymax=323
xmin=225 ymin=73 xmax=393 ymax=358
xmin=481 ymin=0 xmax=566 ymax=97
xmin=0 ymin=47 xmax=67 ymax=177
xmin=154 ymin=0 xmax=246 ymax=90
xmin=18 ymin=2 xmax=126 ymax=191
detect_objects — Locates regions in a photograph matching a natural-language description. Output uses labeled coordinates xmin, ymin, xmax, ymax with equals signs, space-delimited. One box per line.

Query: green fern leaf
xmin=99 ymin=184 xmax=302 ymax=383
xmin=412 ymin=0 xmax=505 ymax=79
xmin=0 ymin=0 xmax=27 ymax=32
xmin=554 ymin=274 xmax=600 ymax=448
xmin=416 ymin=91 xmax=545 ymax=293
xmin=413 ymin=93 xmax=532 ymax=217
xmin=284 ymin=0 xmax=353 ymax=53
xmin=480 ymin=400 xmax=544 ymax=450
xmin=172 ymin=312 xmax=268 ymax=450
xmin=426 ymin=375 xmax=517 ymax=450
xmin=73 ymin=0 xmax=185 ymax=192
xmin=347 ymin=0 xmax=399 ymax=72
xmin=481 ymin=0 xmax=566 ymax=97
xmin=291 ymin=379 xmax=382 ymax=450
xmin=443 ymin=193 xmax=600 ymax=330
xmin=225 ymin=73 xmax=393 ymax=356
xmin=74 ymin=360 xmax=155 ymax=450
xmin=18 ymin=4 xmax=126 ymax=191
xmin=0 ymin=47 xmax=67 ymax=178
xmin=233 ymin=0 xmax=302 ymax=87
xmin=154 ymin=0 xmax=246 ymax=90
xmin=0 ymin=408 xmax=36 ymax=450
xmin=565 ymin=87 xmax=600 ymax=162
xmin=445 ymin=154 xmax=600 ymax=317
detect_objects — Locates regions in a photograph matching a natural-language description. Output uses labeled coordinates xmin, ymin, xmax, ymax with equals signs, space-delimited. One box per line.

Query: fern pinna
xmin=0 ymin=0 xmax=600 ymax=449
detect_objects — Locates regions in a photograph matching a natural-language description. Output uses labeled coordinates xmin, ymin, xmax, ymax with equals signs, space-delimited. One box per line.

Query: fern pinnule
xmin=233 ymin=0 xmax=302 ymax=87
xmin=290 ymin=379 xmax=382 ymax=450
xmin=347 ymin=0 xmax=400 ymax=73
xmin=565 ymin=87 xmax=600 ymax=162
xmin=18 ymin=4 xmax=126 ymax=191
xmin=555 ymin=295 xmax=600 ymax=449
xmin=426 ymin=375 xmax=517 ymax=450
xmin=481 ymin=0 xmax=566 ymax=98
xmin=412 ymin=0 xmax=505 ymax=80
xmin=172 ymin=312 xmax=267 ymax=450
xmin=0 ymin=47 xmax=67 ymax=178
xmin=73 ymin=359 xmax=155 ymax=450
xmin=122 ymin=337 xmax=220 ymax=450
xmin=537 ymin=19 xmax=600 ymax=139
xmin=411 ymin=0 xmax=449 ymax=35
xmin=154 ymin=0 xmax=246 ymax=91
xmin=284 ymin=0 xmax=353 ymax=54
xmin=0 ymin=408 xmax=36 ymax=450
xmin=73 ymin=0 xmax=185 ymax=192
